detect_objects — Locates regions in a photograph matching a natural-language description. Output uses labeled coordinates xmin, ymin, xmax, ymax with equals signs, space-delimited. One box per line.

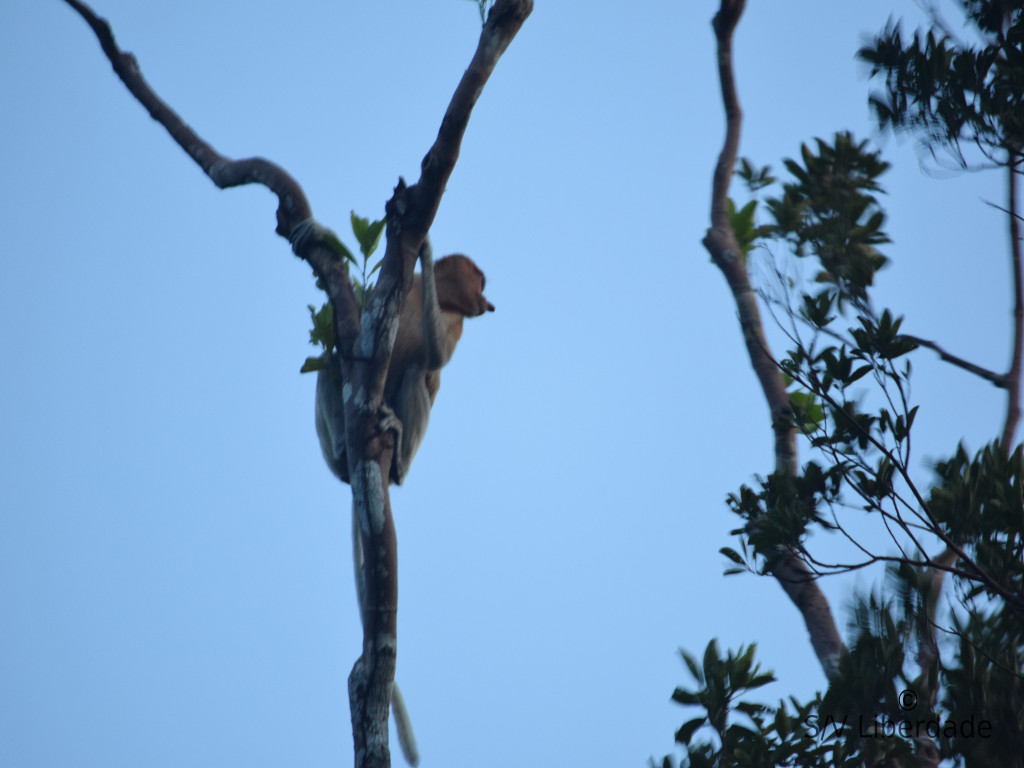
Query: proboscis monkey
xmin=315 ymin=239 xmax=494 ymax=485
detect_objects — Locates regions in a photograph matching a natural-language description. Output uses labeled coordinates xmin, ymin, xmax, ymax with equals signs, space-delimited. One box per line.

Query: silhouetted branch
xmin=901 ymin=334 xmax=1007 ymax=386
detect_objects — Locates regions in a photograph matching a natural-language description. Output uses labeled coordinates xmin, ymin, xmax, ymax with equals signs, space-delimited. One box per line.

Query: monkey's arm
xmin=417 ymin=239 xmax=452 ymax=371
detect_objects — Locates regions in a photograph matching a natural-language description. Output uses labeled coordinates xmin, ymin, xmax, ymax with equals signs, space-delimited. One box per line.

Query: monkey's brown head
xmin=436 ymin=254 xmax=496 ymax=317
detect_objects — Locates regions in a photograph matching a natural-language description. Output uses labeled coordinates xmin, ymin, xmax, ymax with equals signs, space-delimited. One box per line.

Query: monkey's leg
xmin=380 ymin=368 xmax=432 ymax=485
xmin=314 ymin=353 xmax=350 ymax=483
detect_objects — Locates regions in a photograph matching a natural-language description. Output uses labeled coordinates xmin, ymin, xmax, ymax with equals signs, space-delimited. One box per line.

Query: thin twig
xmin=900 ymin=334 xmax=1007 ymax=386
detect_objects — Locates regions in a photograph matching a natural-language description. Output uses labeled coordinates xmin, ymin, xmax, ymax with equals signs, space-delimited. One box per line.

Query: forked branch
xmin=62 ymin=2 xmax=532 ymax=767
xmin=62 ymin=0 xmax=360 ymax=344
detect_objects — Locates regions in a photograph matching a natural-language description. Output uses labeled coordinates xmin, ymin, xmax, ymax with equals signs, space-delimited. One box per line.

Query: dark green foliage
xmin=724 ymin=464 xmax=840 ymax=567
xmin=663 ymin=642 xmax=891 ymax=768
xmin=859 ymin=3 xmax=1024 ymax=166
xmin=929 ymin=443 xmax=1024 ymax=599
xmin=943 ymin=602 xmax=1024 ymax=766
xmin=666 ymin=561 xmax=1022 ymax=767
xmin=763 ymin=133 xmax=891 ymax=307
xmin=729 ymin=159 xmax=777 ymax=258
xmin=736 ymin=158 xmax=776 ymax=193
xmin=727 ymin=198 xmax=761 ymax=260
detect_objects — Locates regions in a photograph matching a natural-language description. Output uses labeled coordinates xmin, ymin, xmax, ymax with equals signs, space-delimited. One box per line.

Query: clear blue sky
xmin=0 ymin=2 xmax=1012 ymax=766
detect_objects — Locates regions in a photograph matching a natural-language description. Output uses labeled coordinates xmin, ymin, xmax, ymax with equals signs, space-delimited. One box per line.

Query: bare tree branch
xmin=703 ymin=0 xmax=844 ymax=680
xmin=61 ymin=0 xmax=359 ymax=341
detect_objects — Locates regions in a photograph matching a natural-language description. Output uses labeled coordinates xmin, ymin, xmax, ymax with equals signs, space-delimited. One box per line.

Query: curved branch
xmin=708 ymin=0 xmax=746 ymax=237
xmin=702 ymin=0 xmax=844 ymax=681
xmin=61 ymin=0 xmax=360 ymax=345
xmin=702 ymin=0 xmax=793 ymax=476
xmin=64 ymin=1 xmax=295 ymax=216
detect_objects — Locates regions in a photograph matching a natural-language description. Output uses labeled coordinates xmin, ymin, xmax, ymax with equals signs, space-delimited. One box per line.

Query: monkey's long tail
xmin=392 ymin=683 xmax=420 ymax=766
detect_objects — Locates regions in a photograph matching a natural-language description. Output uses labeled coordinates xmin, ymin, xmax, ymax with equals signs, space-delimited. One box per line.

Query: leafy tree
xmin=666 ymin=2 xmax=1024 ymax=766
